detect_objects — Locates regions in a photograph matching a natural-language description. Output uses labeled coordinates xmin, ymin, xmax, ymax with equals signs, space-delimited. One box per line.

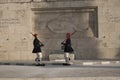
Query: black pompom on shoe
xmin=36 ymin=63 xmax=45 ymax=66
xmin=63 ymin=63 xmax=71 ymax=66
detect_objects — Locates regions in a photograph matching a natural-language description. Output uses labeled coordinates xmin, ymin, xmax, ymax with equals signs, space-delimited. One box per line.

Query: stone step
xmin=0 ymin=77 xmax=120 ymax=80
xmin=49 ymin=53 xmax=75 ymax=61
xmin=0 ymin=60 xmax=120 ymax=66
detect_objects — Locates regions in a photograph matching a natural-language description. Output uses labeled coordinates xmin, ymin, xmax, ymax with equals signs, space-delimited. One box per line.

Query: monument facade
xmin=0 ymin=0 xmax=120 ymax=61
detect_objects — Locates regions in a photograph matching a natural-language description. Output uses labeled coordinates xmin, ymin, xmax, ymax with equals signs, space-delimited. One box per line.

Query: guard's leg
xmin=64 ymin=52 xmax=70 ymax=64
xmin=35 ymin=52 xmax=45 ymax=66
xmin=38 ymin=52 xmax=42 ymax=64
xmin=35 ymin=53 xmax=40 ymax=64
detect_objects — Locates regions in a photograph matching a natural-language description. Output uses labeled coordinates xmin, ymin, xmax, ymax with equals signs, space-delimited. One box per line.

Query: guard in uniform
xmin=32 ymin=33 xmax=44 ymax=66
xmin=61 ymin=32 xmax=74 ymax=65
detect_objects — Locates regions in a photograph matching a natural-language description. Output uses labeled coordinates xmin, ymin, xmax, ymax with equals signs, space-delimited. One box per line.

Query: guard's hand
xmin=61 ymin=42 xmax=65 ymax=45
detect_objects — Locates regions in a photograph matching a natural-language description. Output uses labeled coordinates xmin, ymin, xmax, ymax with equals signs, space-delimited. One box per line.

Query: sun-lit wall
xmin=0 ymin=0 xmax=120 ymax=61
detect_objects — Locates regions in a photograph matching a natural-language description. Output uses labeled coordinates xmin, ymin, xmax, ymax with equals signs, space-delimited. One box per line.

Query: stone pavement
xmin=0 ymin=77 xmax=120 ymax=80
xmin=0 ymin=63 xmax=120 ymax=79
xmin=0 ymin=60 xmax=120 ymax=80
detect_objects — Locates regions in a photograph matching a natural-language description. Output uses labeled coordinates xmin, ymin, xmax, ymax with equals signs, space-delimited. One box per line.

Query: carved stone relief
xmin=32 ymin=7 xmax=98 ymax=59
xmin=33 ymin=8 xmax=98 ymax=38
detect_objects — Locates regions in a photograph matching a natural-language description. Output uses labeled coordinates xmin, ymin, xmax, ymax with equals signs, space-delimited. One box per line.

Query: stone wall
xmin=0 ymin=0 xmax=120 ymax=61
xmin=0 ymin=2 xmax=33 ymax=60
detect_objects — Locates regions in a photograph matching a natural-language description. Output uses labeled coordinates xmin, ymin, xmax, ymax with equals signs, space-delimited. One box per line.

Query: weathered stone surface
xmin=0 ymin=0 xmax=120 ymax=61
xmin=49 ymin=53 xmax=75 ymax=61
xmin=0 ymin=0 xmax=31 ymax=3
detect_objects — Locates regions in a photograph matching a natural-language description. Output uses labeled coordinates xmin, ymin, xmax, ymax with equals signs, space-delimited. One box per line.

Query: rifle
xmin=30 ymin=32 xmax=34 ymax=36
xmin=61 ymin=27 xmax=88 ymax=50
